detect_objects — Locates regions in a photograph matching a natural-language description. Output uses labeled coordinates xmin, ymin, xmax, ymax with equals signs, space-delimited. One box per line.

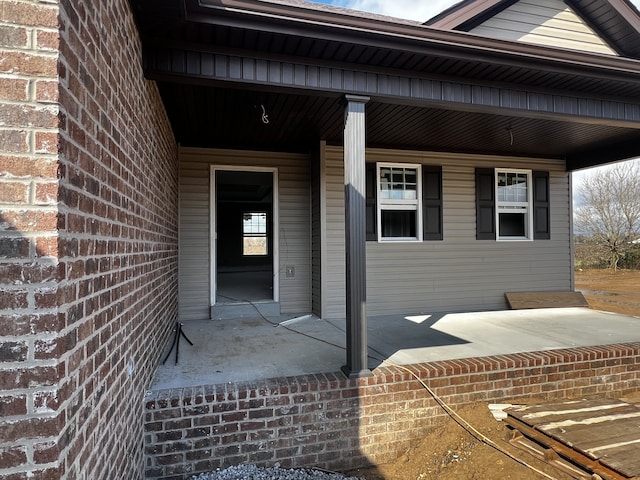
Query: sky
xmin=309 ymin=0 xmax=640 ymax=196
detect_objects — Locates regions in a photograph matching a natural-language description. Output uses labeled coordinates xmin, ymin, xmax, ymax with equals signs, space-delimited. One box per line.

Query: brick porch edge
xmin=143 ymin=343 xmax=640 ymax=479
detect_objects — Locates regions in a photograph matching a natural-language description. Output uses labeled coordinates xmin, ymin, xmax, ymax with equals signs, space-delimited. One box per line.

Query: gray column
xmin=341 ymin=94 xmax=372 ymax=379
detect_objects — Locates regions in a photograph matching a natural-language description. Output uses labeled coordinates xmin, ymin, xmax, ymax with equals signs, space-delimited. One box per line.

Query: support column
xmin=341 ymin=94 xmax=372 ymax=379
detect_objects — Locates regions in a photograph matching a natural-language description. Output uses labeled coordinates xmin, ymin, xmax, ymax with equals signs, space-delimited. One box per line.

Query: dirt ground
xmin=346 ymin=269 xmax=640 ymax=480
xmin=575 ymin=269 xmax=640 ymax=316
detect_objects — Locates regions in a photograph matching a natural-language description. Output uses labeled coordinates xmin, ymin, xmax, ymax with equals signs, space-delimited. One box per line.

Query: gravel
xmin=189 ymin=464 xmax=364 ymax=480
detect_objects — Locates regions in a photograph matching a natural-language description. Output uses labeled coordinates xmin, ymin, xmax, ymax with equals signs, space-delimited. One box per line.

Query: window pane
xmin=381 ymin=210 xmax=416 ymax=238
xmin=379 ymin=166 xmax=418 ymax=202
xmin=243 ymin=237 xmax=267 ymax=256
xmin=499 ymin=212 xmax=525 ymax=237
xmin=243 ymin=212 xmax=267 ymax=234
xmin=380 ymin=181 xmax=391 ymax=199
xmin=498 ymin=171 xmax=528 ymax=203
xmin=404 ymin=183 xmax=417 ymax=200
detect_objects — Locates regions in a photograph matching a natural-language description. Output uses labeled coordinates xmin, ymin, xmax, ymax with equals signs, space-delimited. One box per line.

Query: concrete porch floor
xmin=150 ymin=307 xmax=640 ymax=391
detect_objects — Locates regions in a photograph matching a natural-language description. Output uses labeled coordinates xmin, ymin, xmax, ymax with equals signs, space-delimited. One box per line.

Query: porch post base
xmin=341 ymin=365 xmax=374 ymax=379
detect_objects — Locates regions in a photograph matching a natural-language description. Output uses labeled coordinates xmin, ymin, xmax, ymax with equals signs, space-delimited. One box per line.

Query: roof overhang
xmin=130 ymin=0 xmax=640 ymax=170
xmin=426 ymin=0 xmax=640 ymax=58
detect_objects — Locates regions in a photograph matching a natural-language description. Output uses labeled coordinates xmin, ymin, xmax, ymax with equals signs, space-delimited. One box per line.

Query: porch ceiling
xmin=132 ymin=0 xmax=640 ymax=170
xmin=160 ymin=82 xmax=638 ymax=167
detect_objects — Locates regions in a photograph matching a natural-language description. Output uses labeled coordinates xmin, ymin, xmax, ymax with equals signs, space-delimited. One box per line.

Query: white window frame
xmin=242 ymin=211 xmax=268 ymax=256
xmin=376 ymin=162 xmax=422 ymax=242
xmin=495 ymin=168 xmax=533 ymax=241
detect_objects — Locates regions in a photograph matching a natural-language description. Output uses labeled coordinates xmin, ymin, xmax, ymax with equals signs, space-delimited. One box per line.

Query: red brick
xmin=34 ymin=80 xmax=58 ymax=103
xmin=0 ymin=24 xmax=27 ymax=48
xmin=33 ymin=441 xmax=58 ymax=464
xmin=0 ymin=341 xmax=28 ymax=362
xmin=0 ymin=104 xmax=58 ymax=130
xmin=0 ymin=289 xmax=29 ymax=309
xmin=0 ymin=263 xmax=58 ymax=285
xmin=35 ymin=29 xmax=59 ymax=51
xmin=0 ymin=237 xmax=30 ymax=258
xmin=34 ymin=338 xmax=59 ymax=360
xmin=34 ymin=288 xmax=57 ymax=309
xmin=0 ymin=155 xmax=58 ymax=178
xmin=0 ymin=78 xmax=28 ymax=101
xmin=0 ymin=181 xmax=29 ymax=203
xmin=34 ymin=131 xmax=58 ymax=154
xmin=0 ymin=416 xmax=59 ymax=443
xmin=0 ymin=52 xmax=57 ymax=77
xmin=0 ymin=313 xmax=61 ymax=336
xmin=1 ymin=1 xmax=58 ymax=27
xmin=0 ymin=445 xmax=27 ymax=469
xmin=34 ymin=182 xmax=58 ymax=205
xmin=34 ymin=236 xmax=58 ymax=257
xmin=0 ymin=210 xmax=58 ymax=232
xmin=0 ymin=467 xmax=63 ymax=480
xmin=0 ymin=394 xmax=27 ymax=416
xmin=0 ymin=129 xmax=28 ymax=153
xmin=0 ymin=366 xmax=59 ymax=390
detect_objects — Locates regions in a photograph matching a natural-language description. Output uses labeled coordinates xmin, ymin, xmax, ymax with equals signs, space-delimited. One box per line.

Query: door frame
xmin=210 ymin=165 xmax=279 ymax=305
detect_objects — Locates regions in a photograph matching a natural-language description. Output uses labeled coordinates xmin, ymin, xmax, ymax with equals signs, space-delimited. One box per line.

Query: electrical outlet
xmin=286 ymin=265 xmax=295 ymax=277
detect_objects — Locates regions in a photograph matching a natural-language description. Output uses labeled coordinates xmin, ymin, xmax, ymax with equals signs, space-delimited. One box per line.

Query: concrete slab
xmin=149 ymin=307 xmax=640 ymax=391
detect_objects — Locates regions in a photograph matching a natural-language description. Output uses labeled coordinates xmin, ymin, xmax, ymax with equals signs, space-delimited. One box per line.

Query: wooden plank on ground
xmin=511 ymin=399 xmax=638 ymax=427
xmin=505 ymin=291 xmax=589 ymax=309
xmin=599 ymin=443 xmax=640 ymax=477
xmin=505 ymin=398 xmax=640 ymax=479
xmin=554 ymin=418 xmax=640 ymax=453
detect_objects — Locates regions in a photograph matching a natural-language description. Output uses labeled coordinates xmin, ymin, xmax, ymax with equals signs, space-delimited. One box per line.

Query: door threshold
xmin=211 ymin=301 xmax=280 ymax=320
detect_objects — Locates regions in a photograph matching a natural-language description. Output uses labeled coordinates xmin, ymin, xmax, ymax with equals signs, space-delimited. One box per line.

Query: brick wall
xmin=1 ymin=1 xmax=66 ymax=478
xmin=1 ymin=0 xmax=178 ymax=478
xmin=144 ymin=343 xmax=640 ymax=479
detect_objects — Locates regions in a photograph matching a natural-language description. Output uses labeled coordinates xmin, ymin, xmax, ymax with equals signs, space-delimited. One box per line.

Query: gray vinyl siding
xmin=179 ymin=158 xmax=211 ymax=321
xmin=322 ymin=146 xmax=571 ymax=319
xmin=470 ymin=0 xmax=617 ymax=55
xmin=179 ymin=147 xmax=311 ymax=320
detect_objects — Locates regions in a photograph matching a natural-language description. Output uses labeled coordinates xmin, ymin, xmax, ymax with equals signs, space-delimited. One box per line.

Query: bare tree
xmin=574 ymin=161 xmax=640 ymax=270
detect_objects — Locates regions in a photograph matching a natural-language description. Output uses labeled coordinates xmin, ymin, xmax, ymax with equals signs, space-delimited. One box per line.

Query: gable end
xmin=468 ymin=0 xmax=619 ymax=55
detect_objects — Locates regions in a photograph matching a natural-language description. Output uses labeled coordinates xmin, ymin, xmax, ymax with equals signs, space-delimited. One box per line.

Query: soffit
xmin=131 ymin=0 xmax=640 ymax=168
xmin=568 ymin=0 xmax=640 ymax=57
xmin=160 ymin=83 xmax=637 ymax=167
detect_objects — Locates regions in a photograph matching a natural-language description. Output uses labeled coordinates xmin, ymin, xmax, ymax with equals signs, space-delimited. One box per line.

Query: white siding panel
xmin=179 ymin=147 xmax=311 ymax=320
xmin=470 ymin=0 xmax=618 ymax=55
xmin=322 ymin=146 xmax=571 ymax=319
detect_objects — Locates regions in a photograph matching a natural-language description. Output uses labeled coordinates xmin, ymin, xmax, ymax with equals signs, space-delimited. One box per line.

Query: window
xmin=366 ymin=164 xmax=443 ymax=242
xmin=476 ymin=168 xmax=550 ymax=241
xmin=377 ymin=163 xmax=421 ymax=241
xmin=495 ymin=169 xmax=533 ymax=240
xmin=242 ymin=212 xmax=268 ymax=255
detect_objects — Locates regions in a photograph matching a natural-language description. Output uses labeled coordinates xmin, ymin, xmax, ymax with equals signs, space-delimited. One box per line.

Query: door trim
xmin=210 ymin=165 xmax=279 ymax=305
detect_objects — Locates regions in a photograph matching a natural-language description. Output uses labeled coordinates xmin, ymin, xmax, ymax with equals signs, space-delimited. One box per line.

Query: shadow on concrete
xmin=151 ymin=307 xmax=640 ymax=391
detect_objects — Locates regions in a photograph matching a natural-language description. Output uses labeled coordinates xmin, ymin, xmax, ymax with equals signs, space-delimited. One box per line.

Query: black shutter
xmin=365 ymin=163 xmax=377 ymax=241
xmin=475 ymin=168 xmax=495 ymax=240
xmin=422 ymin=166 xmax=443 ymax=240
xmin=533 ymin=170 xmax=550 ymax=240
